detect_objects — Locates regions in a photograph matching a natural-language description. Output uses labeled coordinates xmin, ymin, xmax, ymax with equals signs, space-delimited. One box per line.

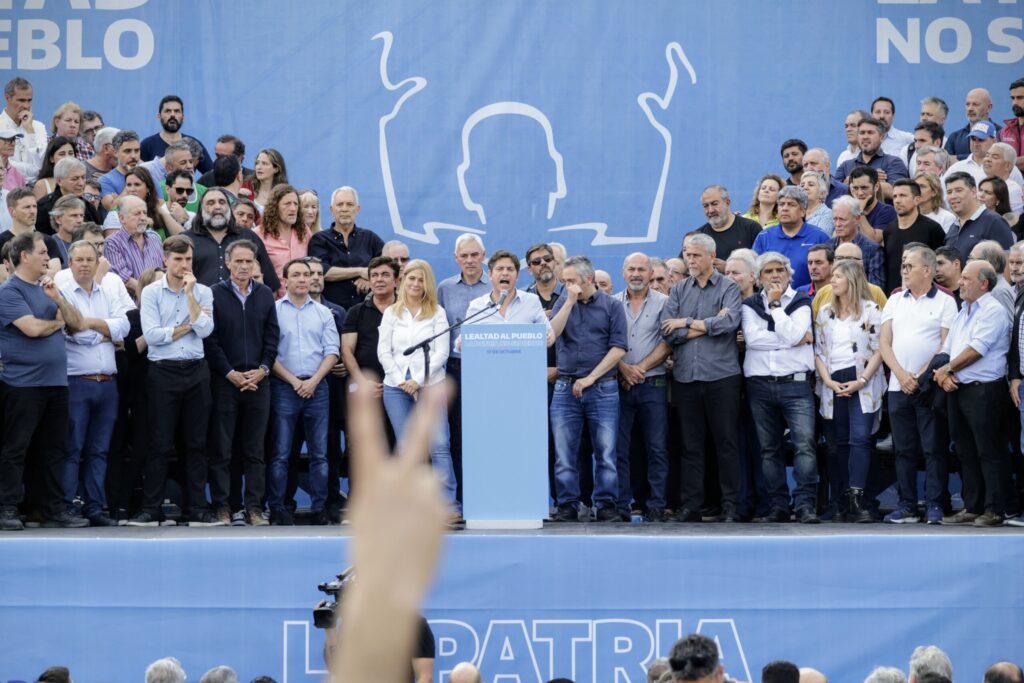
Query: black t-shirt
xmin=882 ymin=213 xmax=945 ymax=295
xmin=688 ymin=214 xmax=763 ymax=260
xmin=308 ymin=225 xmax=385 ymax=309
xmin=341 ymin=299 xmax=387 ymax=379
xmin=411 ymin=615 xmax=435 ymax=682
xmin=0 ymin=231 xmax=66 ymax=266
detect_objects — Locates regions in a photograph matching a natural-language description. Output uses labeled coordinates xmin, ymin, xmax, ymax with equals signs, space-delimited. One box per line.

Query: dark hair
xmin=1010 ymin=78 xmax=1024 ymax=92
xmin=35 ymin=665 xmax=71 ymax=683
xmin=166 ymin=168 xmax=194 ymax=189
xmin=977 ymin=264 xmax=999 ymax=292
xmin=158 ymin=95 xmax=183 ymax=112
xmin=283 ymin=257 xmax=312 ymax=278
xmin=72 ymin=222 xmax=104 ymax=242
xmin=217 ymin=133 xmax=246 ymax=157
xmin=980 ymin=176 xmax=1012 ymax=215
xmin=213 ymin=154 xmax=241 ymax=186
xmin=871 ymin=95 xmax=896 ymax=114
xmin=124 ymin=166 xmax=159 ymax=219
xmin=37 ymin=136 xmax=76 ymax=181
xmin=944 ymin=171 xmax=976 ymax=190
xmin=6 ymin=186 xmax=34 ymax=208
xmin=81 ymin=110 xmax=102 ymax=125
xmin=4 ymin=76 xmax=31 ymax=98
xmin=0 ymin=240 xmax=11 ymax=264
xmin=807 ymin=243 xmax=835 ymax=263
xmin=368 ymin=255 xmax=400 ymax=278
xmin=780 ymin=138 xmax=807 ymax=156
xmin=848 ymin=165 xmax=879 ymax=185
xmin=249 ymin=678 xmax=277 ymax=683
xmin=935 ymin=245 xmax=962 ymax=267
xmin=762 ymin=660 xmax=800 ymax=683
xmin=913 ymin=120 xmax=945 ymax=143
xmin=10 ymin=232 xmax=43 ymax=267
xmin=163 ymin=234 xmax=194 ymax=256
xmin=893 ymin=178 xmax=922 ymax=197
xmin=112 ymin=129 xmax=139 ymax=150
xmin=668 ymin=634 xmax=719 ymax=681
xmin=858 ymin=116 xmax=886 ymax=135
xmin=525 ymin=242 xmax=553 ymax=263
xmin=226 ymin=239 xmax=258 ymax=260
xmin=488 ymin=249 xmax=521 ymax=272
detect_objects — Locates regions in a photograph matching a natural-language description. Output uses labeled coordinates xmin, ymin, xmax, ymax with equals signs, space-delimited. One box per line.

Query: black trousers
xmin=949 ymin=380 xmax=1011 ymax=515
xmin=446 ymin=357 xmax=464 ymax=503
xmin=143 ymin=360 xmax=211 ymax=515
xmin=0 ymin=385 xmax=68 ymax=518
xmin=672 ymin=375 xmax=742 ymax=512
xmin=209 ymin=375 xmax=269 ymax=512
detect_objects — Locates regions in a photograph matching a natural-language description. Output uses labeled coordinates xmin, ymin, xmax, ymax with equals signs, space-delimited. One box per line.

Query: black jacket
xmin=203 ymin=280 xmax=280 ymax=376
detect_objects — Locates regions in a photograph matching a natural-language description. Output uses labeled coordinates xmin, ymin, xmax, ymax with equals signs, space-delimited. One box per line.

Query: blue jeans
xmin=616 ymin=377 xmax=669 ymax=512
xmin=824 ymin=367 xmax=876 ymax=494
xmin=746 ymin=376 xmax=819 ymax=511
xmin=382 ymin=384 xmax=458 ymax=509
xmin=550 ymin=377 xmax=619 ymax=508
xmin=889 ymin=388 xmax=943 ymax=508
xmin=64 ymin=376 xmax=119 ymax=519
xmin=268 ymin=379 xmax=329 ymax=513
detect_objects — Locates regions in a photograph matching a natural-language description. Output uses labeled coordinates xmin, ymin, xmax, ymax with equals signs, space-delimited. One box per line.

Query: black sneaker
xmin=675 ymin=507 xmax=702 ymax=523
xmin=644 ymin=507 xmax=666 ymax=523
xmin=795 ymin=507 xmax=820 ymax=524
xmin=126 ymin=511 xmax=160 ymax=527
xmin=309 ymin=509 xmax=329 ymax=526
xmin=89 ymin=515 xmax=119 ymax=527
xmin=42 ymin=510 xmax=89 ymax=528
xmin=756 ymin=508 xmax=791 ymax=523
xmin=549 ymin=504 xmax=580 ymax=523
xmin=188 ymin=511 xmax=227 ymax=527
xmin=0 ymin=508 xmax=24 ymax=531
xmin=595 ymin=506 xmax=621 ymax=522
xmin=270 ymin=508 xmax=295 ymax=526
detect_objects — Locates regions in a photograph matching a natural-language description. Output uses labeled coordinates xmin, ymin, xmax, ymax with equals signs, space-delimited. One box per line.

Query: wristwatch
xmin=768 ymin=300 xmax=782 ymax=309
xmin=684 ymin=317 xmax=692 ymax=329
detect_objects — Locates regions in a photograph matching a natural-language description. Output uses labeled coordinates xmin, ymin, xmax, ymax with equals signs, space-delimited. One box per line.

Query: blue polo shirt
xmin=825 ymin=178 xmax=848 ymax=208
xmin=752 ymin=221 xmax=831 ymax=289
xmin=552 ymin=290 xmax=627 ymax=380
xmin=0 ymin=275 xmax=67 ymax=387
xmin=945 ymin=206 xmax=1015 ymax=258
xmin=834 ymin=152 xmax=909 ymax=184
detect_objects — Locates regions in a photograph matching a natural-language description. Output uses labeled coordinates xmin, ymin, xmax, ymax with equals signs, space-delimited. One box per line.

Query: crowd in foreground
xmin=1 ymin=75 xmax=1024 ymax=530
xmin=27 ymin=640 xmax=1023 ymax=683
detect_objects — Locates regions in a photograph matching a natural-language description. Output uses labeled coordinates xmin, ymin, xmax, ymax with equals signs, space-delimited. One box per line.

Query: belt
xmin=73 ymin=373 xmax=114 ymax=382
xmin=752 ymin=372 xmax=811 ymax=383
xmin=557 ymin=375 xmax=616 ymax=384
xmin=152 ymin=359 xmax=203 ymax=368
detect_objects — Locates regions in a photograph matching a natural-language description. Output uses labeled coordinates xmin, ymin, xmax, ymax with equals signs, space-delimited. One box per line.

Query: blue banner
xmin=1 ymin=532 xmax=1023 ymax=682
xmin=4 ymin=1 xmax=1021 ymax=282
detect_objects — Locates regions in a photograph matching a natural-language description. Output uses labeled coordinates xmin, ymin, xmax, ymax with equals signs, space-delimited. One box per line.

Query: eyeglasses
xmin=835 ymin=255 xmax=863 ymax=262
xmin=901 ymin=263 xmax=923 ymax=272
xmin=172 ymin=186 xmax=193 ymax=194
xmin=82 ymin=126 xmax=102 ymax=136
xmin=529 ymin=254 xmax=554 ymax=266
xmin=83 ymin=192 xmax=100 ymax=202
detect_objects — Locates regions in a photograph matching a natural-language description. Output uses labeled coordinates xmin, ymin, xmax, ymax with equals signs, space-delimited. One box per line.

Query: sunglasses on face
xmin=529 ymin=255 xmax=554 ymax=266
xmin=172 ymin=186 xmax=193 ymax=194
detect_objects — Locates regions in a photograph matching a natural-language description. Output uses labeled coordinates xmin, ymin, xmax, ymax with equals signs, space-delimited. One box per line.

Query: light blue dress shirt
xmin=942 ymin=292 xmax=1011 ymax=383
xmin=60 ymin=279 xmax=130 ymax=376
xmin=275 ymin=295 xmax=340 ymax=378
xmin=140 ymin=277 xmax=215 ymax=361
xmin=463 ymin=289 xmax=551 ymax=328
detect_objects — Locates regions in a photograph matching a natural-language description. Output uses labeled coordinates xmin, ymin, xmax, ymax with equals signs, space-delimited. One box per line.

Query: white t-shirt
xmin=881 ymin=287 xmax=958 ymax=392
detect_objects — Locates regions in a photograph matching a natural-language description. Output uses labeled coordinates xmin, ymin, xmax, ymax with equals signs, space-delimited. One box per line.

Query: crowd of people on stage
xmin=1 ymin=73 xmax=1024 ymax=530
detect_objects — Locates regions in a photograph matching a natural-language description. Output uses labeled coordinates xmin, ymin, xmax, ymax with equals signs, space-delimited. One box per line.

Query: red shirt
xmin=1000 ymin=117 xmax=1024 ymax=156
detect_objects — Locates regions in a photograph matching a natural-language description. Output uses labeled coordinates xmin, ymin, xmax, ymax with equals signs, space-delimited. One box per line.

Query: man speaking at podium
xmin=462 ymin=250 xmax=552 ymax=336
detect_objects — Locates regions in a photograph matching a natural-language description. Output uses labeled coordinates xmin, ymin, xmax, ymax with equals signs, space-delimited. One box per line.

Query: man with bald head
xmin=984 ymin=662 xmax=1024 ymax=683
xmin=615 ymin=252 xmax=671 ymax=521
xmin=945 ymin=88 xmax=1001 ymax=160
xmin=381 ymin=239 xmax=410 ymax=277
xmin=690 ymin=184 xmax=763 ymax=272
xmin=595 ymin=269 xmax=613 ymax=294
xmin=450 ymin=662 xmax=483 ymax=683
xmin=799 ymin=668 xmax=827 ymax=683
xmin=935 ymin=260 xmax=1012 ymax=526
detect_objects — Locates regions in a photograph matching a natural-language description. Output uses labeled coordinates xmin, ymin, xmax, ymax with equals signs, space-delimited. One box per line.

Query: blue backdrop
xmin=1 ymin=532 xmax=1023 ymax=682
xmin=5 ymin=1 xmax=1022 ymax=283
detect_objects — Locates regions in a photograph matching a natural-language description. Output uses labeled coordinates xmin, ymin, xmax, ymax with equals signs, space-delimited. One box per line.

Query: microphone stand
xmin=402 ymin=292 xmax=507 ymax=387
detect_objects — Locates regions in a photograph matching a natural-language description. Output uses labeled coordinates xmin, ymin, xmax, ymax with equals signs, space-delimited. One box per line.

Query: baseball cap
xmin=967 ymin=121 xmax=996 ymax=140
xmin=0 ymin=130 xmax=23 ymax=140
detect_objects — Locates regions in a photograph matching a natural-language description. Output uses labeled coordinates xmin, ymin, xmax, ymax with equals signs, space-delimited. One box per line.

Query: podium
xmin=460 ymin=324 xmax=549 ymax=529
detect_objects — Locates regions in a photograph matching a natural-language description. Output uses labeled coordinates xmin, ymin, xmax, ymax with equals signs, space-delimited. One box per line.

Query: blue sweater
xmin=203 ymin=280 xmax=280 ymax=377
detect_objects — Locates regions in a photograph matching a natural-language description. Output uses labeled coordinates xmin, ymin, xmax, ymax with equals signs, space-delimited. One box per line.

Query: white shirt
xmin=0 ymin=110 xmax=47 ymax=184
xmin=54 ymin=268 xmax=136 ymax=318
xmin=457 ymin=288 xmax=551 ymax=350
xmin=945 ymin=156 xmax=1024 ymax=188
xmin=881 ymin=127 xmax=914 ymax=157
xmin=924 ymin=208 xmax=957 ymax=234
xmin=1007 ymin=179 xmax=1024 ymax=215
xmin=882 ymin=286 xmax=957 ymax=392
xmin=377 ymin=305 xmax=450 ymax=387
xmin=836 ymin=147 xmax=857 ymax=169
xmin=59 ymin=277 xmax=131 ymax=376
xmin=740 ymin=287 xmax=814 ymax=376
xmin=0 ymin=189 xmax=10 ymax=232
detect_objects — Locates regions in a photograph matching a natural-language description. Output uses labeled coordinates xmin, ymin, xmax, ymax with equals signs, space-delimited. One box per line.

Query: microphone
xmin=493 ymin=289 xmax=509 ymax=307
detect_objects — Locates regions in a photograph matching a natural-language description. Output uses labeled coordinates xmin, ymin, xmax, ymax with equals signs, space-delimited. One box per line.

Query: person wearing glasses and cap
xmin=0 ymin=129 xmax=26 ymax=190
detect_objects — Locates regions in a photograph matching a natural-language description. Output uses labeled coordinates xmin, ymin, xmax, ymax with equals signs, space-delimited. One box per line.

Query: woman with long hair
xmin=913 ymin=171 xmax=956 ymax=234
xmin=250 ymin=148 xmax=288 ymax=211
xmin=101 ymin=166 xmax=182 ymax=239
xmin=978 ymin=176 xmax=1019 ymax=235
xmin=32 ymin=136 xmax=76 ymax=198
xmin=255 ymin=184 xmax=308 ymax=296
xmin=814 ymin=260 xmax=885 ymax=523
xmin=742 ymin=174 xmax=785 ymax=227
xmin=300 ymin=190 xmax=322 ymax=234
xmin=376 ymin=259 xmax=458 ymax=517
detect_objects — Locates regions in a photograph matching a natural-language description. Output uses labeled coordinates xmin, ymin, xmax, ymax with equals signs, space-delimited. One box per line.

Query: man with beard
xmin=834 ymin=116 xmax=910 ymax=200
xmin=1000 ymin=77 xmax=1024 ymax=173
xmin=780 ymin=139 xmax=806 ymax=186
xmin=99 ymin=130 xmax=141 ymax=210
xmin=883 ymin=180 xmax=946 ymax=291
xmin=187 ymin=187 xmax=280 ymax=293
xmin=690 ymin=185 xmax=762 ymax=272
xmin=140 ymin=96 xmax=213 ymax=174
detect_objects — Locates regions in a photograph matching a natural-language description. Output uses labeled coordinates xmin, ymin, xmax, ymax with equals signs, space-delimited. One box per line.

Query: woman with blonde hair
xmin=300 ymin=190 xmax=322 ymax=233
xmin=742 ymin=174 xmax=784 ymax=227
xmin=250 ymin=148 xmax=288 ymax=211
xmin=376 ymin=258 xmax=458 ymax=516
xmin=814 ymin=260 xmax=885 ymax=522
xmin=913 ymin=171 xmax=956 ymax=233
xmin=255 ymin=184 xmax=308 ymax=296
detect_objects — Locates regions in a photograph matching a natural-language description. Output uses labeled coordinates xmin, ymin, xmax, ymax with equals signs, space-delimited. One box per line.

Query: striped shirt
xmin=106 ymin=228 xmax=165 ymax=283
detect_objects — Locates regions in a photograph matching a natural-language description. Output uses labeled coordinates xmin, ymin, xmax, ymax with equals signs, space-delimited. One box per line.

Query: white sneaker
xmin=1004 ymin=514 xmax=1024 ymax=527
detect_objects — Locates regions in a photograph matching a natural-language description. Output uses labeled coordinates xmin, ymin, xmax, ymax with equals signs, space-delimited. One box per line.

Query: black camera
xmin=313 ymin=567 xmax=354 ymax=630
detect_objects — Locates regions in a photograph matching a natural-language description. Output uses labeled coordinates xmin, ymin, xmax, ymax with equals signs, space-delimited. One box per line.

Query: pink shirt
xmin=254 ymin=226 xmax=308 ymax=296
xmin=1 ymin=159 xmax=25 ymax=190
